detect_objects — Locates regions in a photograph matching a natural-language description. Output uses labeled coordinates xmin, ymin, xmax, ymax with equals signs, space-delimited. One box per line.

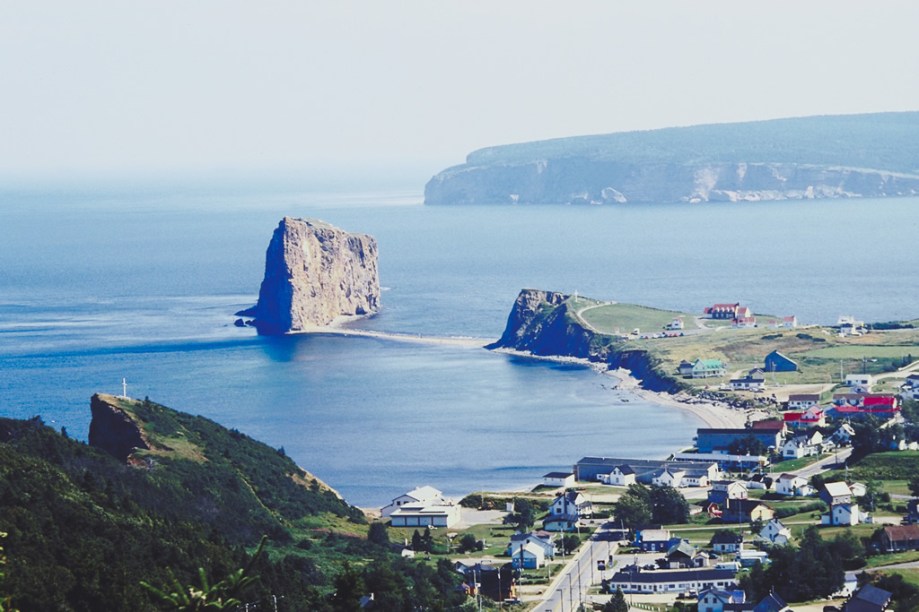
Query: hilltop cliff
xmin=425 ymin=112 xmax=919 ymax=205
xmin=240 ymin=217 xmax=380 ymax=334
xmin=488 ymin=289 xmax=684 ymax=393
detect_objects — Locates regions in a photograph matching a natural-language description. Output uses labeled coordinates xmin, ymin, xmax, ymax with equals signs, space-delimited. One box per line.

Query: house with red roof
xmin=783 ymin=406 xmax=826 ymax=429
xmin=863 ymin=394 xmax=900 ymax=413
xmin=704 ymin=303 xmax=741 ymax=320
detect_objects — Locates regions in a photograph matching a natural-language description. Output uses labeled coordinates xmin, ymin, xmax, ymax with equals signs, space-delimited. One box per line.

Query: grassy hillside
xmin=466 ymin=111 xmax=919 ymax=173
xmin=0 ymin=397 xmax=464 ymax=611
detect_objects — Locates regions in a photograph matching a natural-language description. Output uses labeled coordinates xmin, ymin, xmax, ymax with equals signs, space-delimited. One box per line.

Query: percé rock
xmin=488 ymin=289 xmax=683 ymax=393
xmin=241 ymin=217 xmax=380 ymax=334
xmin=425 ymin=111 xmax=919 ymax=205
xmin=88 ymin=393 xmax=150 ymax=463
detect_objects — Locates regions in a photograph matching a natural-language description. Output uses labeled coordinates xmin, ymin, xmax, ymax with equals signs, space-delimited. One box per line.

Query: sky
xmin=2 ymin=1 xmax=918 ymax=186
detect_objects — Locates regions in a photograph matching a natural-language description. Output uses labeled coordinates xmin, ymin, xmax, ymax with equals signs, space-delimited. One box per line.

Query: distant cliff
xmin=488 ymin=289 xmax=684 ymax=393
xmin=240 ymin=217 xmax=380 ymax=334
xmin=426 ymin=112 xmax=919 ymax=205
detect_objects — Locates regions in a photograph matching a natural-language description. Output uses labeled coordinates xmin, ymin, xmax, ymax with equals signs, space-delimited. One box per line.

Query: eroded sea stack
xmin=240 ymin=217 xmax=380 ymax=334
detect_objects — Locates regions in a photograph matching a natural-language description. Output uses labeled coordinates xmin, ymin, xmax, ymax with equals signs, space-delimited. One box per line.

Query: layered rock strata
xmin=240 ymin=217 xmax=380 ymax=334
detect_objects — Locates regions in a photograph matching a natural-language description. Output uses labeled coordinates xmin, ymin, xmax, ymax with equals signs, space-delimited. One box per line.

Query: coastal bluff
xmin=425 ymin=111 xmax=919 ymax=205
xmin=488 ymin=289 xmax=684 ymax=393
xmin=239 ymin=217 xmax=380 ymax=334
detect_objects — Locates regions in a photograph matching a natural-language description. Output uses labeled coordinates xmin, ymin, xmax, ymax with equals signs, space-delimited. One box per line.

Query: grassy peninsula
xmin=491 ymin=290 xmax=919 ymax=400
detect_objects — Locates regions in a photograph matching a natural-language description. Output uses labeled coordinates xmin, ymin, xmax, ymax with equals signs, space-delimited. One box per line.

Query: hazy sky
xmin=3 ymin=1 xmax=918 ymax=184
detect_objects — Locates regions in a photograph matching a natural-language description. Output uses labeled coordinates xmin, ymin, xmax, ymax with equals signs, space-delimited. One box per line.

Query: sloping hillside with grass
xmin=0 ymin=396 xmax=463 ymax=611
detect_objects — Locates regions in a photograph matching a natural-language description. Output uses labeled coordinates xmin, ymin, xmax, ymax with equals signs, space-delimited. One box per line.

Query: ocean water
xmin=1 ymin=187 xmax=917 ymax=506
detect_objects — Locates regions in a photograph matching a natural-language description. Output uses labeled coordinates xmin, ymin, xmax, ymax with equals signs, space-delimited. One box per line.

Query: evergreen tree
xmin=602 ymin=587 xmax=629 ymax=612
xmin=367 ymin=523 xmax=389 ymax=547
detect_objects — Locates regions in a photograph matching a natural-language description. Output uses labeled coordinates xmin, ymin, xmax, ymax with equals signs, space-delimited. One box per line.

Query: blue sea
xmin=1 ymin=186 xmax=917 ymax=506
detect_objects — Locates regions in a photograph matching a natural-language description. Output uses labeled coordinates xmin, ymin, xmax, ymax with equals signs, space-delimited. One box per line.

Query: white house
xmin=598 ymin=464 xmax=637 ymax=486
xmin=830 ymin=423 xmax=856 ymax=446
xmin=507 ymin=532 xmax=555 ymax=559
xmin=787 ymin=394 xmax=820 ymax=410
xmin=822 ymin=503 xmax=862 ymax=526
xmin=381 ymin=486 xmax=448 ymax=517
xmin=782 ymin=315 xmax=798 ymax=329
xmin=845 ymin=374 xmax=873 ymax=392
xmin=782 ymin=431 xmax=823 ymax=459
xmin=775 ymin=473 xmax=814 ymax=497
xmin=697 ymin=588 xmax=747 ymax=612
xmin=542 ymin=471 xmax=576 ymax=488
xmin=510 ymin=542 xmax=545 ymax=569
xmin=729 ymin=375 xmax=765 ymax=391
xmin=759 ymin=518 xmax=792 ymax=546
xmin=666 ymin=318 xmax=685 ymax=331
xmin=547 ymin=491 xmax=591 ymax=522
xmin=652 ymin=467 xmax=687 ymax=488
xmin=389 ymin=501 xmax=462 ymax=528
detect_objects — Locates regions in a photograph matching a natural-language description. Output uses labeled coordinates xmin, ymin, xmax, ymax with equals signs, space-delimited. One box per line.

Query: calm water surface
xmin=1 ymin=188 xmax=917 ymax=505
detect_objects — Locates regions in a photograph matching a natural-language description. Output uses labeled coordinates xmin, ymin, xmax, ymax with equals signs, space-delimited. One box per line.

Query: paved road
xmin=536 ymin=522 xmax=620 ymax=612
xmin=793 ymin=446 xmax=853 ymax=479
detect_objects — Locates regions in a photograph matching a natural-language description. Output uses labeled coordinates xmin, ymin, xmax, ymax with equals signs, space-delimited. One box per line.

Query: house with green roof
xmin=688 ymin=358 xmax=726 ymax=379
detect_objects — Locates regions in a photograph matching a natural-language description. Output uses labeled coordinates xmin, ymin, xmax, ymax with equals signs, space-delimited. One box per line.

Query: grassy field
xmin=823 ymin=451 xmax=919 ymax=482
xmin=578 ymin=302 xmax=696 ymax=335
xmin=769 ymin=453 xmax=831 ymax=473
xmin=801 ymin=345 xmax=919 ymax=359
xmin=865 ymin=551 xmax=919 ymax=568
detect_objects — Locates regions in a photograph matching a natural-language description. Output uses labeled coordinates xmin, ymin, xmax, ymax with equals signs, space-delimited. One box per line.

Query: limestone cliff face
xmin=425 ymin=112 xmax=919 ymax=205
xmin=88 ymin=393 xmax=150 ymax=462
xmin=488 ymin=289 xmax=684 ymax=393
xmin=425 ymin=160 xmax=919 ymax=205
xmin=242 ymin=217 xmax=381 ymax=334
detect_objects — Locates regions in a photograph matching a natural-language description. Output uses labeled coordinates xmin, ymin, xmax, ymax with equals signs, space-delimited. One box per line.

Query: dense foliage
xmin=0 ymin=406 xmax=464 ymax=611
xmin=739 ymin=527 xmax=849 ymax=601
xmin=614 ymin=484 xmax=689 ymax=528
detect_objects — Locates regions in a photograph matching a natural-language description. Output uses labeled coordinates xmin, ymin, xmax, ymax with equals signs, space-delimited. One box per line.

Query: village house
xmin=635 ymin=528 xmax=672 ymax=552
xmin=775 ymin=473 xmax=814 ymax=497
xmin=663 ymin=540 xmax=698 ymax=568
xmin=542 ymin=471 xmax=575 ymax=488
xmin=821 ymin=482 xmax=867 ymax=526
xmin=681 ymin=358 xmax=728 ymax=379
xmin=759 ymin=518 xmax=792 ymax=546
xmin=710 ymin=531 xmax=744 ymax=554
xmin=704 ymin=303 xmax=741 ymax=320
xmin=843 ymin=584 xmax=892 ymax=612
xmin=666 ymin=317 xmax=685 ymax=331
xmin=697 ymin=588 xmax=750 ymax=612
xmin=830 ymin=423 xmax=856 ymax=446
xmin=708 ymin=480 xmax=749 ymax=506
xmin=732 ymin=315 xmax=757 ymax=329
xmin=729 ymin=374 xmax=765 ymax=392
xmin=454 ymin=562 xmax=516 ymax=603
xmin=906 ymin=499 xmax=919 ymax=524
xmin=720 ymin=499 xmax=774 ymax=524
xmin=764 ymin=350 xmax=799 ymax=372
xmin=787 ymin=393 xmax=820 ymax=410
xmin=599 ymin=464 xmax=637 ymax=486
xmin=845 ymin=374 xmax=874 ymax=393
xmin=781 ymin=315 xmax=798 ymax=329
xmin=878 ymin=524 xmax=919 ymax=553
xmin=781 ymin=430 xmax=823 ymax=460
xmin=782 ymin=406 xmax=826 ymax=430
xmin=509 ymin=542 xmax=545 ymax=569
xmin=506 ymin=532 xmax=556 ymax=560
xmin=608 ymin=567 xmax=736 ymax=594
xmin=546 ymin=491 xmax=591 ymax=522
xmin=381 ymin=485 xmax=448 ymax=517
xmin=384 ymin=486 xmax=462 ymax=528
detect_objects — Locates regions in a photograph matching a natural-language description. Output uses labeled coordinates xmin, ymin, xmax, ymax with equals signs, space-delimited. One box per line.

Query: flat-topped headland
xmin=426 ymin=111 xmax=919 ymax=205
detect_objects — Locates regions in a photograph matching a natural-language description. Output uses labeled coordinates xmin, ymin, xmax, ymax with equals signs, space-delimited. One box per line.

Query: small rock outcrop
xmin=88 ymin=393 xmax=150 ymax=462
xmin=240 ymin=217 xmax=381 ymax=334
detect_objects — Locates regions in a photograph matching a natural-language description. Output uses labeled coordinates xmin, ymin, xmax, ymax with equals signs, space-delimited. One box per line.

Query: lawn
xmin=870 ymin=568 xmax=919 ymax=587
xmin=800 ymin=345 xmax=919 ymax=359
xmin=769 ymin=453 xmax=831 ymax=473
xmin=866 ymin=550 xmax=919 ymax=568
xmin=578 ymin=302 xmax=695 ymax=336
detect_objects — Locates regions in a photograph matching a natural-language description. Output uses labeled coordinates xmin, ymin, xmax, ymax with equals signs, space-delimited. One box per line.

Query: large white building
xmin=382 ymin=486 xmax=462 ymax=528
